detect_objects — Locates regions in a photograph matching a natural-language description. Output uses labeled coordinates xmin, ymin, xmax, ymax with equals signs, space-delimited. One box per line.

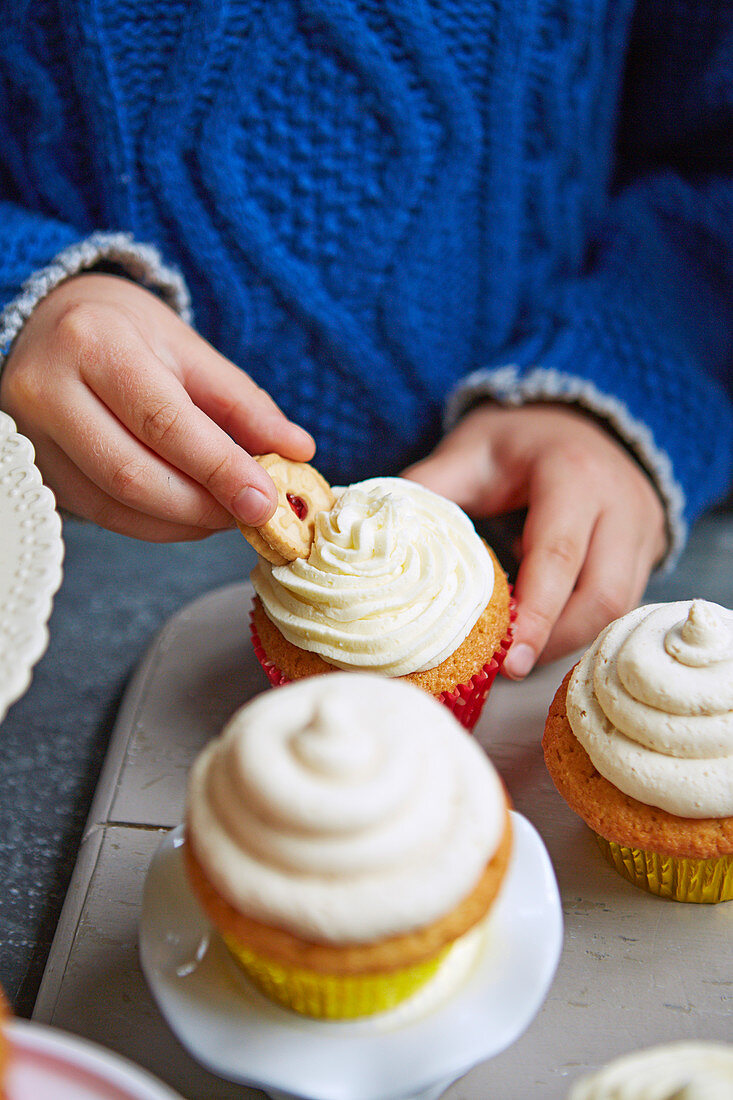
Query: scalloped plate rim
xmin=0 ymin=410 xmax=64 ymax=724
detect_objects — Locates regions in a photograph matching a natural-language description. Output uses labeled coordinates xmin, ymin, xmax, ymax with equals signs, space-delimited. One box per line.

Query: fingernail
xmin=232 ymin=486 xmax=272 ymax=525
xmin=292 ymin=426 xmax=316 ymax=456
xmin=504 ymin=643 xmax=536 ymax=680
xmin=294 ymin=425 xmax=315 ymax=445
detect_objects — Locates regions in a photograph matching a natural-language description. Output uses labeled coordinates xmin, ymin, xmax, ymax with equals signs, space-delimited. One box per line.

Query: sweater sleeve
xmin=446 ymin=13 xmax=733 ymax=569
xmin=0 ymin=202 xmax=192 ymax=370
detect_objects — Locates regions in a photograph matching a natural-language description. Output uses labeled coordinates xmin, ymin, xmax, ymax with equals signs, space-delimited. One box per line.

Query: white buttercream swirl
xmin=251 ymin=477 xmax=494 ymax=676
xmin=566 ymin=600 xmax=733 ymax=818
xmin=187 ymin=674 xmax=506 ymax=943
xmin=568 ymin=1042 xmax=733 ymax=1100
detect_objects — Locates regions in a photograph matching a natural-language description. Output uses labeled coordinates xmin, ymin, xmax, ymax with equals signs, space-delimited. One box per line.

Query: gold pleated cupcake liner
xmin=594 ymin=835 xmax=733 ymax=904
xmin=223 ymin=934 xmax=450 ymax=1018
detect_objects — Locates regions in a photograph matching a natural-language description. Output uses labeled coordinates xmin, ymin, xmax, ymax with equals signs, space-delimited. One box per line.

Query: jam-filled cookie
xmin=238 ymin=453 xmax=336 ymax=564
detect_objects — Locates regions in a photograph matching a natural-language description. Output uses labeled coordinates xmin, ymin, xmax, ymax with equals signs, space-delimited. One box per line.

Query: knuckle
xmin=1 ymin=361 xmax=43 ymax=415
xmin=255 ymin=384 xmax=279 ymax=411
xmin=541 ymin=533 xmax=583 ymax=571
xmin=107 ymin=457 xmax=146 ymax=503
xmin=139 ymin=400 xmax=182 ymax=448
xmin=196 ymin=495 xmax=233 ymax=529
xmin=203 ymin=391 xmax=238 ymax=431
xmin=52 ymin=300 xmax=105 ymax=367
xmin=203 ymin=451 xmax=236 ymax=494
xmin=525 ymin=601 xmax=557 ymax=638
xmin=554 ymin=442 xmax=603 ymax=483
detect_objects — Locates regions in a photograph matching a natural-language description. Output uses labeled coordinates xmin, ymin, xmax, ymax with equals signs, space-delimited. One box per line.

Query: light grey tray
xmin=32 ymin=580 xmax=732 ymax=1099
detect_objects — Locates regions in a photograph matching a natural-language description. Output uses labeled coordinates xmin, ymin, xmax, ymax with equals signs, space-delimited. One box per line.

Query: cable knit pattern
xmin=0 ymin=1 xmax=731 ymax=537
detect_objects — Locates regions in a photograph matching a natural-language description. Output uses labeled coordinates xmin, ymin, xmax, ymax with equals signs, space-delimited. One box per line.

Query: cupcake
xmin=184 ymin=672 xmax=513 ymax=1018
xmin=567 ymin=1041 xmax=733 ymax=1100
xmin=242 ymin=456 xmax=513 ymax=731
xmin=543 ymin=599 xmax=733 ymax=903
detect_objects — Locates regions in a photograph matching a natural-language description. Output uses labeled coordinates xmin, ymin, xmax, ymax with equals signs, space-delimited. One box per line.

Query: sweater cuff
xmin=445 ymin=365 xmax=686 ymax=570
xmin=0 ymin=231 xmax=192 ymax=365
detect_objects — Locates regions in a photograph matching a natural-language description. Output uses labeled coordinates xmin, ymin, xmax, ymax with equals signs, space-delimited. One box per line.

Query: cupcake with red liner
xmin=184 ymin=672 xmax=513 ymax=1018
xmin=243 ymin=461 xmax=513 ymax=730
xmin=543 ymin=599 xmax=733 ymax=903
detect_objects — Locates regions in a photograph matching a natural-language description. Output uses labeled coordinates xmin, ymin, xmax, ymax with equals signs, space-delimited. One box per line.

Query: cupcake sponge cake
xmin=185 ymin=673 xmax=513 ymax=1017
xmin=544 ymin=599 xmax=733 ymax=902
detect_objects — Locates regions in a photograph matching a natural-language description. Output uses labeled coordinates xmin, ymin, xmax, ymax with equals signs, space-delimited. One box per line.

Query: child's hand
xmin=403 ymin=403 xmax=667 ymax=678
xmin=0 ymin=274 xmax=315 ymax=540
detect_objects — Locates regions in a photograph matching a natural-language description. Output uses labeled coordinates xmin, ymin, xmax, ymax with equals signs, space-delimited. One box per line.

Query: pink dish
xmin=4 ymin=1020 xmax=181 ymax=1100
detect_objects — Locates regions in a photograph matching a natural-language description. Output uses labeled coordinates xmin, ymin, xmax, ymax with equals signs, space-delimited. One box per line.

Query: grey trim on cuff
xmin=445 ymin=364 xmax=686 ymax=570
xmin=0 ymin=230 xmax=193 ymax=368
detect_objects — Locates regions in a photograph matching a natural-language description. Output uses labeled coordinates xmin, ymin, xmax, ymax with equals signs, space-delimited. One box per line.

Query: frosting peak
xmin=293 ymin=701 xmax=376 ymax=778
xmin=187 ymin=674 xmax=506 ymax=943
xmin=566 ymin=600 xmax=733 ymax=818
xmin=251 ymin=477 xmax=494 ymax=676
xmin=666 ymin=600 xmax=733 ymax=666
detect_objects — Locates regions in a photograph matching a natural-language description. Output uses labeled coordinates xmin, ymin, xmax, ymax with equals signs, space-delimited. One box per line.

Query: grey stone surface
xmin=0 ymin=518 xmax=255 ymax=1015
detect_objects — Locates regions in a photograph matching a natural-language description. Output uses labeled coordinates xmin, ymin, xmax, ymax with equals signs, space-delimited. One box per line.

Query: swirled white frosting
xmin=187 ymin=673 xmax=506 ymax=943
xmin=251 ymin=477 xmax=494 ymax=676
xmin=566 ymin=600 xmax=733 ymax=818
xmin=568 ymin=1042 xmax=733 ymax=1100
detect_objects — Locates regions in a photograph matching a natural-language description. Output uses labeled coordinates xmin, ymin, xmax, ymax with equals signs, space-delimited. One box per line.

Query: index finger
xmin=503 ymin=479 xmax=599 ymax=678
xmin=86 ymin=349 xmax=281 ymax=526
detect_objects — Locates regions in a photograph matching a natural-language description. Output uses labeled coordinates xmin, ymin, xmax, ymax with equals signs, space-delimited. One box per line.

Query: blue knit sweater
xmin=1 ymin=0 xmax=732 ymax=560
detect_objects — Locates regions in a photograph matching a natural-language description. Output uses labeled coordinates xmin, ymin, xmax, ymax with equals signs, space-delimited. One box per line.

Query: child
xmin=0 ymin=1 xmax=731 ymax=679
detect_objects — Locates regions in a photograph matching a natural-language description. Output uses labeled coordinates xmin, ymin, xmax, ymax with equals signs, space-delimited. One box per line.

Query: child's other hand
xmin=403 ymin=403 xmax=667 ymax=678
xmin=0 ymin=274 xmax=314 ymax=540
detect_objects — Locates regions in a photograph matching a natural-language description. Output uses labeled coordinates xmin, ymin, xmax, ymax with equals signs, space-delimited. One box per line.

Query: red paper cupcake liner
xmin=436 ymin=594 xmax=516 ymax=730
xmin=249 ymin=593 xmax=516 ymax=732
xmin=250 ymin=616 xmax=292 ymax=688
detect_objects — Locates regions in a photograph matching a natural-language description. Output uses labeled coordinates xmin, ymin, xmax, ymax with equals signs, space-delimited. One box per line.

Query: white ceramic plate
xmin=4 ymin=1019 xmax=184 ymax=1100
xmin=140 ymin=813 xmax=562 ymax=1100
xmin=0 ymin=411 xmax=64 ymax=724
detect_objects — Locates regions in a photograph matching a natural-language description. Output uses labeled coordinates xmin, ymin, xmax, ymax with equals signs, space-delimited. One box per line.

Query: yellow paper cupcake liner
xmin=222 ymin=934 xmax=450 ymax=1018
xmin=594 ymin=835 xmax=733 ymax=904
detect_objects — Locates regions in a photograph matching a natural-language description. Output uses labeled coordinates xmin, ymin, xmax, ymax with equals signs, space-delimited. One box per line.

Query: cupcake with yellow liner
xmin=567 ymin=1041 xmax=733 ymax=1100
xmin=543 ymin=599 xmax=733 ymax=903
xmin=242 ymin=456 xmax=513 ymax=731
xmin=184 ymin=672 xmax=513 ymax=1019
